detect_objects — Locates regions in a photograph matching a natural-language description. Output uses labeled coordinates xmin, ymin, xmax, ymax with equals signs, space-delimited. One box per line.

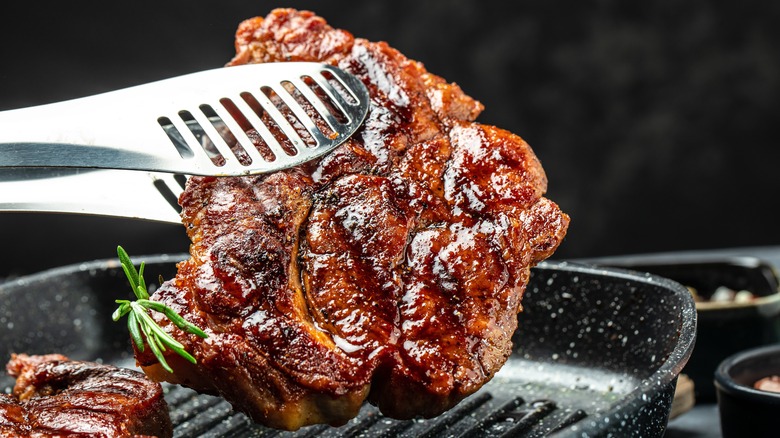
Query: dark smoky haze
xmin=1 ymin=0 xmax=779 ymax=275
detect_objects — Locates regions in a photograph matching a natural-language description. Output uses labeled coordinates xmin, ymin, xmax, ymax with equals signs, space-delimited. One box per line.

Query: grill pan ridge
xmin=0 ymin=256 xmax=695 ymax=437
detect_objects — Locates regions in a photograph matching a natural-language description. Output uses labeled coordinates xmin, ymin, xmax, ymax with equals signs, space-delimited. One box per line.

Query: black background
xmin=1 ymin=0 xmax=779 ymax=277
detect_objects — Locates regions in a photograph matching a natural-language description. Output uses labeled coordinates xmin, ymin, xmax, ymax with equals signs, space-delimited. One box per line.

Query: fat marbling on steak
xmin=135 ymin=8 xmax=570 ymax=430
xmin=0 ymin=354 xmax=172 ymax=437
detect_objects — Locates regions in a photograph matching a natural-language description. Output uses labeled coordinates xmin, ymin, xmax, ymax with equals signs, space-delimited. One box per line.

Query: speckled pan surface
xmin=0 ymin=257 xmax=695 ymax=437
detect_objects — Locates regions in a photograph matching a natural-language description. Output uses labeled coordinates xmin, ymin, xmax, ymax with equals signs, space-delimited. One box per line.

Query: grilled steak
xmin=135 ymin=8 xmax=570 ymax=430
xmin=1 ymin=354 xmax=172 ymax=438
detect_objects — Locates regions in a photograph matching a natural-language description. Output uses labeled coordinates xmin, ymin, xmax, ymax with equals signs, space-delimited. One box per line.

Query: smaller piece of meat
xmin=1 ymin=354 xmax=172 ymax=438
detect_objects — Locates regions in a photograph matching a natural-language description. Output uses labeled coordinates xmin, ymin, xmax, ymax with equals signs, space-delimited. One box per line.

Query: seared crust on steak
xmin=135 ymin=8 xmax=569 ymax=430
xmin=1 ymin=354 xmax=172 ymax=438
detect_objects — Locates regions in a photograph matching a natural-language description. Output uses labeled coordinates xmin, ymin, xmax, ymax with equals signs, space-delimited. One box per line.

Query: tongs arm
xmin=0 ymin=169 xmax=183 ymax=224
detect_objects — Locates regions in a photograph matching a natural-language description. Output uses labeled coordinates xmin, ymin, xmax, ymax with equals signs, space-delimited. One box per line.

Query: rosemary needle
xmin=112 ymin=246 xmax=207 ymax=373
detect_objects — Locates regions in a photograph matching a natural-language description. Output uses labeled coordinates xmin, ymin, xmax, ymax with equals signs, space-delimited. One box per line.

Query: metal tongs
xmin=0 ymin=62 xmax=370 ymax=223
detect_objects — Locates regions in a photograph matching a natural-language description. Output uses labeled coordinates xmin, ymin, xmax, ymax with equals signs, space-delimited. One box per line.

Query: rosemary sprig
xmin=112 ymin=246 xmax=207 ymax=373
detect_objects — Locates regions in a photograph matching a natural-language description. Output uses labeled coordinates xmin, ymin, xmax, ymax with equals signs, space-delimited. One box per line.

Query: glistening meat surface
xmin=0 ymin=354 xmax=172 ymax=438
xmin=135 ymin=8 xmax=570 ymax=430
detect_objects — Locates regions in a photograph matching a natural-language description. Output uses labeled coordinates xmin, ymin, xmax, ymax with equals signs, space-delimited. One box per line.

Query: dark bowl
xmin=714 ymin=344 xmax=780 ymax=438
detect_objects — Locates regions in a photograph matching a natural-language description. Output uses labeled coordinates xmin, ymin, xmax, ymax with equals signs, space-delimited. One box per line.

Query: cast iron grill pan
xmin=0 ymin=257 xmax=695 ymax=437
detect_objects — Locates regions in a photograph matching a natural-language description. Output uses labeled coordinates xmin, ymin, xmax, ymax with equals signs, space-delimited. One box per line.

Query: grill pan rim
xmin=535 ymin=261 xmax=697 ymax=436
xmin=0 ymin=255 xmax=697 ymax=437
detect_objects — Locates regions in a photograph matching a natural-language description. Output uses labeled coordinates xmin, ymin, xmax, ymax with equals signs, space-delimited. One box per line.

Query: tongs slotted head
xmin=0 ymin=62 xmax=369 ymax=176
